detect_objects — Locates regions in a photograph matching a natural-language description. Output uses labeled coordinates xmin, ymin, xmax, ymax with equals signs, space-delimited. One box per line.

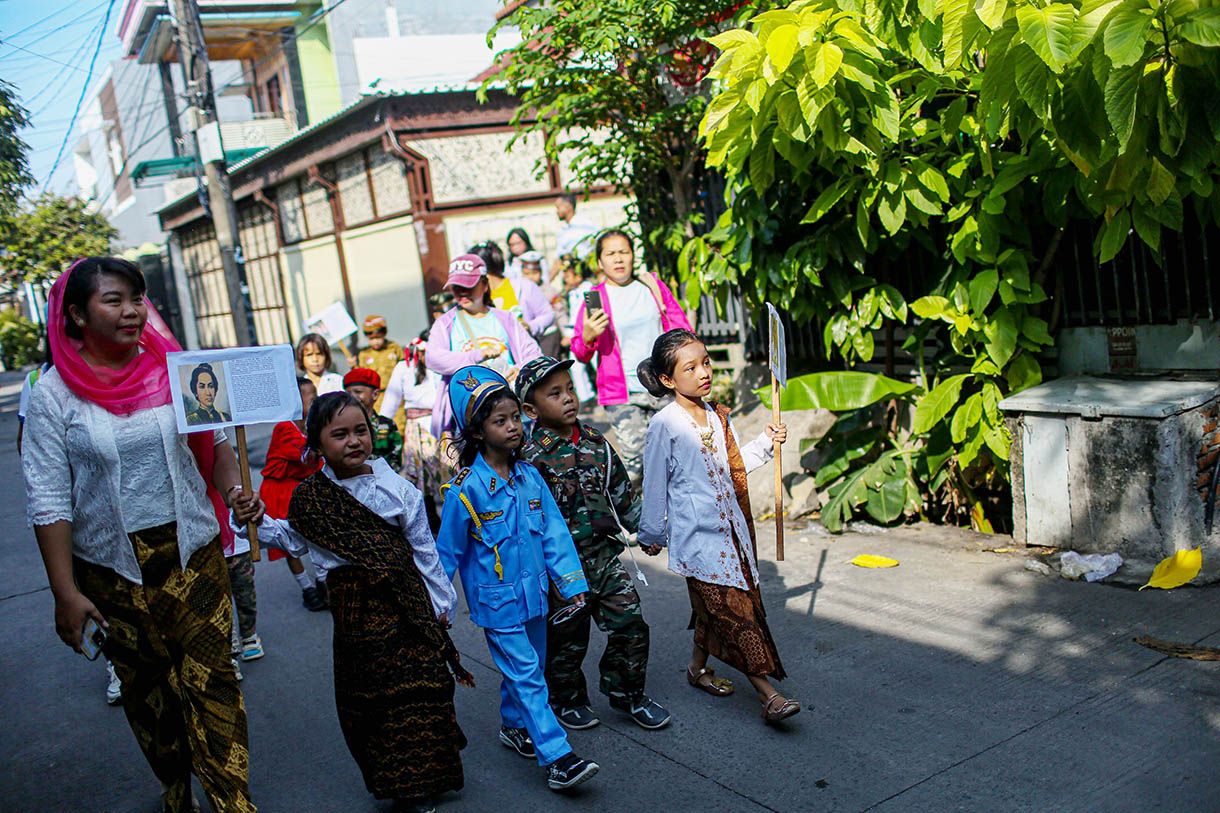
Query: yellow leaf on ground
xmin=1139 ymin=548 xmax=1202 ymax=591
xmin=851 ymin=554 xmax=899 ymax=568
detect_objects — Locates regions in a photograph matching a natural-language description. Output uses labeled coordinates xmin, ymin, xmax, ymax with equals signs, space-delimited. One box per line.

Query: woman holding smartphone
xmin=571 ymin=230 xmax=693 ymax=487
xmin=22 ymin=257 xmax=262 ymax=812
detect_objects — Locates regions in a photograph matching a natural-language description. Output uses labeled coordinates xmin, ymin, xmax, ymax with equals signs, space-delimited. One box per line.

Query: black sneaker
xmin=610 ymin=695 xmax=671 ymax=730
xmin=315 ymin=579 xmax=328 ymax=604
xmin=499 ymin=726 xmax=536 ymax=759
xmin=554 ymin=704 xmax=600 ymax=730
xmin=301 ymin=586 xmax=327 ymax=611
xmin=546 ymin=752 xmax=599 ymax=791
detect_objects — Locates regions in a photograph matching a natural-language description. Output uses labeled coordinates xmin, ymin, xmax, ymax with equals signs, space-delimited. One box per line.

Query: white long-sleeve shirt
xmin=639 ymin=401 xmax=773 ymax=590
xmin=378 ymin=362 xmax=440 ymax=419
xmin=235 ymin=457 xmax=457 ymax=619
xmin=23 ymin=367 xmax=227 ymax=584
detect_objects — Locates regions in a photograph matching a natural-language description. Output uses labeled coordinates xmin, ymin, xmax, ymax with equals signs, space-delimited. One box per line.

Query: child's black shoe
xmin=499 ymin=726 xmax=536 ymax=758
xmin=301 ymin=586 xmax=327 ymax=611
xmin=610 ymin=695 xmax=671 ymax=730
xmin=546 ymin=753 xmax=599 ymax=790
xmin=554 ymin=704 xmax=600 ymax=730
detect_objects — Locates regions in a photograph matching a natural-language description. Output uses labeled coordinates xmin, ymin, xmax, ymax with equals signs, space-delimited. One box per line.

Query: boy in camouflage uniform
xmin=342 ymin=368 xmax=404 ymax=467
xmin=517 ymin=357 xmax=671 ymax=731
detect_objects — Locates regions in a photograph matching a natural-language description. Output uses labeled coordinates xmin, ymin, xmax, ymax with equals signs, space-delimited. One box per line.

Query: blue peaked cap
xmin=448 ymin=365 xmax=512 ymax=431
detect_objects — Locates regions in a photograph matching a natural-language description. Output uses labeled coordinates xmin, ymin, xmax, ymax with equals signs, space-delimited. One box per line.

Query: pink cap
xmin=445 ymin=254 xmax=487 ymax=289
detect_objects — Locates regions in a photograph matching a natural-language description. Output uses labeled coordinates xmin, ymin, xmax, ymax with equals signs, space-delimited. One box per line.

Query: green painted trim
xmin=294 ymin=18 xmax=343 ymax=123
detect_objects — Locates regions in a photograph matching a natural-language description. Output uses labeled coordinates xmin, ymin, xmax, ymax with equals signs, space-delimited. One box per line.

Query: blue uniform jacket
xmin=437 ymin=454 xmax=589 ymax=630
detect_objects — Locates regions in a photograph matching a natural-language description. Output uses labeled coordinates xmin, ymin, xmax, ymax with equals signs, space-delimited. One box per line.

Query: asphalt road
xmin=2 ymin=369 xmax=1219 ymax=811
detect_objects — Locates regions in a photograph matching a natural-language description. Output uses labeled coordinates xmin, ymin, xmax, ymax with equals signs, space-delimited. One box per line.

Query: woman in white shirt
xmin=637 ymin=329 xmax=800 ymax=725
xmin=22 ymin=257 xmax=263 ymax=811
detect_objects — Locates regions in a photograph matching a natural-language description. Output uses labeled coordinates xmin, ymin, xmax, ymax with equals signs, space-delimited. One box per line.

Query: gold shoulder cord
xmin=456 ymin=490 xmax=503 ymax=580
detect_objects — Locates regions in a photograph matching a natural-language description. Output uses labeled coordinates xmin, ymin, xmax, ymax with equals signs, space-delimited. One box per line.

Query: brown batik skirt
xmin=327 ymin=566 xmax=466 ymax=801
xmin=686 ymin=530 xmax=786 ymax=680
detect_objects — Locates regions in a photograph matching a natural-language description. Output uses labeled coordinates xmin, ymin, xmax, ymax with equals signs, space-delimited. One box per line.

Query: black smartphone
xmin=583 ymin=289 xmax=604 ymax=315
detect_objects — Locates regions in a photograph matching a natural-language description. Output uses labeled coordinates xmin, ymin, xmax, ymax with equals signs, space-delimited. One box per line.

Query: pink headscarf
xmin=47 ymin=260 xmax=235 ymax=553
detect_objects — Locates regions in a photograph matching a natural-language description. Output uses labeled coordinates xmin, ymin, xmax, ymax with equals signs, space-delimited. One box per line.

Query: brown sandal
xmin=686 ymin=666 xmax=734 ymax=696
xmin=762 ymin=693 xmax=800 ymax=723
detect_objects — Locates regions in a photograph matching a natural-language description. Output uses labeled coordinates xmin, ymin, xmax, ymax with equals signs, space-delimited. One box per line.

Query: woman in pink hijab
xmin=21 ymin=257 xmax=262 ymax=812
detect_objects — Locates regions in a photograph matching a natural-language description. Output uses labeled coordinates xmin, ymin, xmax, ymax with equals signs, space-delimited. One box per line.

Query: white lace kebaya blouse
xmin=237 ymin=457 xmax=457 ymax=620
xmin=22 ymin=368 xmax=226 ymax=585
xmin=638 ymin=401 xmax=774 ymax=590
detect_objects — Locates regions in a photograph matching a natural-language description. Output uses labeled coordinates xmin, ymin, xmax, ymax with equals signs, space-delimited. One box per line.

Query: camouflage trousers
xmin=226 ymin=552 xmax=257 ymax=641
xmin=604 ymin=392 xmax=668 ymax=494
xmin=545 ymin=545 xmax=650 ymax=707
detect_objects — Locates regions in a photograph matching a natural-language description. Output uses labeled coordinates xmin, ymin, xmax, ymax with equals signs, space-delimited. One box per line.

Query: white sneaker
xmin=232 ymin=657 xmax=243 ymax=682
xmin=106 ymin=662 xmax=122 ymax=705
xmin=240 ymin=634 xmax=264 ymax=662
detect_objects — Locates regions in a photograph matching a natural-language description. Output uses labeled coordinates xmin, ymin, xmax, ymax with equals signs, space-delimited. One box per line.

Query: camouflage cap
xmin=515 ymin=356 xmax=575 ymax=402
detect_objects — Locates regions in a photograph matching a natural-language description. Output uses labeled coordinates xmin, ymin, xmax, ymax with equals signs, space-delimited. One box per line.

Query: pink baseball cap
xmin=445 ymin=254 xmax=487 ymax=289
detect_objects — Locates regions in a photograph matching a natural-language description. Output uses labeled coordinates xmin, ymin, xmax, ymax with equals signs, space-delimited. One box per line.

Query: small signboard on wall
xmin=1107 ymin=326 xmax=1137 ymax=371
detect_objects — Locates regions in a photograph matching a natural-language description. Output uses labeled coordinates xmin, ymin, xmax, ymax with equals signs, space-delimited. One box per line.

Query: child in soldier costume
xmin=344 ymin=367 xmax=404 ymax=468
xmin=435 ymin=365 xmax=601 ymax=791
xmin=517 ymin=357 xmax=671 ymax=731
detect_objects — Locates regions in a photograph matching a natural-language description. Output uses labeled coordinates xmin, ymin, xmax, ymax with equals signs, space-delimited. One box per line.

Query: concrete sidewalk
xmin=2 ymin=369 xmax=1218 ymax=810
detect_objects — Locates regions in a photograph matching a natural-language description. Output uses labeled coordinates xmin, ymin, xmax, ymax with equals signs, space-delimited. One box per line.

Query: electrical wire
xmin=24 ymin=13 xmax=110 ymax=116
xmin=41 ymin=0 xmax=118 ymax=195
xmin=0 ymin=0 xmax=108 ymax=44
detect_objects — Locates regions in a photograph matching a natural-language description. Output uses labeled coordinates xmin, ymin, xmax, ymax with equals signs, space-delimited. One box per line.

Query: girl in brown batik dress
xmin=637 ymin=329 xmax=801 ymax=725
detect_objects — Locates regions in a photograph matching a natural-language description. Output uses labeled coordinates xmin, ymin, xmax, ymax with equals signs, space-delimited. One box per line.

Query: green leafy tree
xmin=484 ymin=0 xmax=768 ymax=262
xmin=0 ymin=308 xmax=41 ymax=368
xmin=0 ymin=80 xmax=33 ymax=219
xmin=2 ymin=193 xmax=117 ymax=289
xmin=684 ymin=0 xmax=1220 ymax=531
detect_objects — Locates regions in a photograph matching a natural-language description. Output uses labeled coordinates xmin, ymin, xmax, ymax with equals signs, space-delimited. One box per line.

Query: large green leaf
xmin=1104 ymin=65 xmax=1139 ymax=150
xmin=941 ymin=0 xmax=973 ymax=67
xmin=1103 ymin=4 xmax=1153 ymax=67
xmin=912 ymin=373 xmax=970 ymax=434
xmin=984 ymin=306 xmax=1018 ymax=366
xmin=810 ymin=42 xmax=844 ymax=88
xmin=1016 ymin=3 xmax=1076 ymax=72
xmin=911 ymin=295 xmax=952 ymax=319
xmin=801 ymin=179 xmax=853 ymax=224
xmin=756 ymin=371 xmax=921 ymax=412
xmin=1180 ymin=8 xmax=1220 ymax=46
xmin=765 ymin=23 xmax=799 ymax=72
xmin=865 ymin=463 xmax=909 ymax=522
xmin=1071 ymin=0 xmax=1119 ymax=57
xmin=975 ymin=0 xmax=1009 ymax=31
xmin=1098 ymin=208 xmax=1131 ymax=262
xmin=969 ymin=268 xmax=999 ymax=313
xmin=1147 ymin=157 xmax=1176 ymax=206
xmin=707 ymin=29 xmax=758 ymax=51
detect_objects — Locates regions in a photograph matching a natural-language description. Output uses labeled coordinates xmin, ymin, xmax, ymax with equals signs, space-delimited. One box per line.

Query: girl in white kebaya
xmin=637 ymin=329 xmax=800 ymax=724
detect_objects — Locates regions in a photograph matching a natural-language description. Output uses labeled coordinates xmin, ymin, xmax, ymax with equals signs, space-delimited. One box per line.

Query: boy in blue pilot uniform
xmin=436 ymin=364 xmax=601 ymax=791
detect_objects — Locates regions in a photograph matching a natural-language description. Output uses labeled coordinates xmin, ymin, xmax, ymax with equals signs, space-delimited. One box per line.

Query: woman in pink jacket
xmin=426 ymin=253 xmax=542 ymax=440
xmin=571 ymin=229 xmax=693 ymax=487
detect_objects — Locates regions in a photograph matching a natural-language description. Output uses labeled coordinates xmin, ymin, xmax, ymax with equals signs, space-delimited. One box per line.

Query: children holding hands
xmin=517 ymin=357 xmax=670 ymax=731
xmin=232 ymin=391 xmax=471 ymax=812
xmin=637 ymin=329 xmax=800 ymax=725
xmin=435 ymin=365 xmax=601 ymax=791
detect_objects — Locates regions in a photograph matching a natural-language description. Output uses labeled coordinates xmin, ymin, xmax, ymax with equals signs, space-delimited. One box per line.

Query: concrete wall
xmin=1058 ymin=320 xmax=1220 ymax=374
xmin=295 ymin=19 xmax=343 ymax=124
xmin=280 ymin=234 xmax=345 ymax=346
xmin=342 ymin=215 xmax=429 ymax=343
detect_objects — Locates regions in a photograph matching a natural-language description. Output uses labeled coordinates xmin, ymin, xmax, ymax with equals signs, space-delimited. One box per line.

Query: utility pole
xmin=170 ymin=0 xmax=257 ymax=347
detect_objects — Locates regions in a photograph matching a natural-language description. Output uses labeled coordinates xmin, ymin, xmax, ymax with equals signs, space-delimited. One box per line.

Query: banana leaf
xmin=756 ymin=371 xmax=921 ymax=412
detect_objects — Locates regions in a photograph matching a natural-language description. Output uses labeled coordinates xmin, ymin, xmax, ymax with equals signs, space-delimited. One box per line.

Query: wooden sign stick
xmin=772 ymin=372 xmax=784 ymax=561
xmin=234 ymin=425 xmax=260 ymax=561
